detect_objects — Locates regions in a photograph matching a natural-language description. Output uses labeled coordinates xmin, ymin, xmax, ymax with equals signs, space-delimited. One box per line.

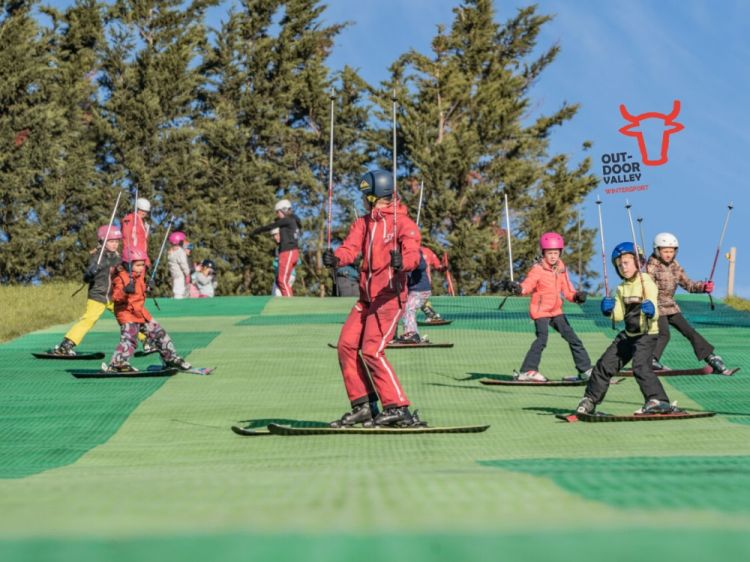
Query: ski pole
xmin=637 ymin=217 xmax=646 ymax=262
xmin=499 ymin=191 xmax=514 ymax=310
xmin=326 ymin=89 xmax=336 ymax=296
xmin=625 ymin=200 xmax=651 ymax=330
xmin=577 ymin=209 xmax=583 ymax=291
xmin=596 ymin=196 xmax=609 ymax=296
xmin=443 ymin=252 xmax=456 ymax=296
xmin=96 ymin=190 xmax=123 ymax=267
xmin=415 ymin=180 xmax=425 ymax=228
xmin=128 ymin=187 xmax=138 ymax=287
xmin=391 ymin=89 xmax=401 ymax=306
xmin=148 ymin=215 xmax=174 ymax=312
xmin=707 ymin=201 xmax=734 ymax=310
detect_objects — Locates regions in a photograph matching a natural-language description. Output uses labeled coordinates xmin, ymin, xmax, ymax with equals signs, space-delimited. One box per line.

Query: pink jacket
xmin=519 ymin=259 xmax=577 ymax=320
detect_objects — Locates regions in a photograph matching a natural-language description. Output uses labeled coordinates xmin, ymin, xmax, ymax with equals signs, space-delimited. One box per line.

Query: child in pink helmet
xmin=167 ymin=231 xmax=190 ymax=299
xmin=506 ymin=232 xmax=591 ymax=382
xmin=50 ymin=225 xmax=123 ymax=355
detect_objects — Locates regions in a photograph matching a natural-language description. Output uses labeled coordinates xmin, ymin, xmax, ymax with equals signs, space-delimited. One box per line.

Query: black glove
xmin=322 ymin=249 xmax=338 ymax=268
xmin=83 ymin=265 xmax=99 ymax=283
xmin=390 ymin=250 xmax=403 ymax=272
xmin=146 ymin=278 xmax=155 ymax=292
xmin=124 ymin=281 xmax=136 ymax=294
xmin=504 ymin=280 xmax=522 ymax=295
xmin=574 ymin=291 xmax=587 ymax=304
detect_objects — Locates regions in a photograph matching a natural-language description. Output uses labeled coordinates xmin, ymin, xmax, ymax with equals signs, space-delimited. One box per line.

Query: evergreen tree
xmin=97 ymin=0 xmax=217 ymax=293
xmin=372 ymin=1 xmax=598 ymax=294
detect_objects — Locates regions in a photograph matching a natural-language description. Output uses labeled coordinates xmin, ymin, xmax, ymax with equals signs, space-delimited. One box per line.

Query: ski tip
xmin=555 ymin=413 xmax=578 ymax=423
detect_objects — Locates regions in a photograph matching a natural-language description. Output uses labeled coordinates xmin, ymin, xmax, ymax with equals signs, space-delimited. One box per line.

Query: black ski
xmin=266 ymin=423 xmax=489 ymax=435
xmin=145 ymin=364 xmax=215 ymax=376
xmin=387 ymin=341 xmax=454 ymax=349
xmin=417 ymin=319 xmax=453 ymax=326
xmin=134 ymin=349 xmax=160 ymax=358
xmin=556 ymin=411 xmax=716 ymax=423
xmin=619 ymin=366 xmax=712 ymax=377
xmin=480 ymin=377 xmax=586 ymax=387
xmin=231 ymin=425 xmax=271 ymax=436
xmin=33 ymin=352 xmax=105 ymax=360
xmin=71 ymin=367 xmax=178 ymax=379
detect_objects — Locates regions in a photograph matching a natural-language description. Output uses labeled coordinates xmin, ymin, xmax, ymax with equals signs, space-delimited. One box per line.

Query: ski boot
xmin=329 ymin=401 xmax=379 ymax=428
xmin=421 ymin=302 xmax=442 ymax=322
xmin=578 ymin=367 xmax=593 ymax=381
xmin=513 ymin=370 xmax=548 ymax=382
xmin=51 ymin=338 xmax=77 ymax=356
xmin=141 ymin=340 xmax=158 ymax=355
xmin=163 ymin=357 xmax=192 ymax=371
xmin=365 ymin=406 xmax=425 ymax=428
xmin=635 ymin=399 xmax=683 ymax=415
xmin=106 ymin=362 xmax=139 ymax=373
xmin=576 ymin=396 xmax=596 ymax=415
xmin=394 ymin=332 xmax=422 ymax=344
xmin=705 ymin=354 xmax=729 ymax=375
xmin=651 ymin=359 xmax=670 ymax=371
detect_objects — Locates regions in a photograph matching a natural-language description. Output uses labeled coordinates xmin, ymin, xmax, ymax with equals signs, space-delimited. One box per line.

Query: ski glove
xmin=390 ymin=250 xmax=403 ymax=272
xmin=507 ymin=281 xmax=522 ymax=295
xmin=146 ymin=278 xmax=156 ymax=292
xmin=703 ymin=281 xmax=714 ymax=293
xmin=641 ymin=299 xmax=656 ymax=319
xmin=600 ymin=296 xmax=615 ymax=316
xmin=574 ymin=291 xmax=587 ymax=304
xmin=124 ymin=281 xmax=136 ymax=295
xmin=83 ymin=265 xmax=99 ymax=283
xmin=322 ymin=249 xmax=338 ymax=268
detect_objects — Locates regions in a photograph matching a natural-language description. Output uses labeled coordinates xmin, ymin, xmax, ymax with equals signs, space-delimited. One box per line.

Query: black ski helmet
xmin=359 ymin=169 xmax=394 ymax=200
xmin=202 ymin=259 xmax=216 ymax=270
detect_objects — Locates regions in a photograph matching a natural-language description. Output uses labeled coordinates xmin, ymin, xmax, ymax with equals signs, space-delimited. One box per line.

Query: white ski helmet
xmin=653 ymin=232 xmax=679 ymax=251
xmin=274 ymin=199 xmax=292 ymax=212
xmin=136 ymin=198 xmax=151 ymax=213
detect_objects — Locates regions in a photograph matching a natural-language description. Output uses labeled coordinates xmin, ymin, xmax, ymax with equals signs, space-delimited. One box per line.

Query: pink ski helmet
xmin=122 ymin=247 xmax=148 ymax=263
xmin=539 ymin=232 xmax=564 ymax=251
xmin=168 ymin=231 xmax=186 ymax=245
xmin=97 ymin=225 xmax=123 ymax=241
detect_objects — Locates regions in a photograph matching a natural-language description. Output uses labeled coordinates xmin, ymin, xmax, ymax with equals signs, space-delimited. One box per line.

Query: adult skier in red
xmin=322 ymin=169 xmax=423 ymax=427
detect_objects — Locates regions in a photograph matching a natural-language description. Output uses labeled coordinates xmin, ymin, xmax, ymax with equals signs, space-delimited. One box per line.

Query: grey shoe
xmin=51 ymin=338 xmax=77 ymax=356
xmin=164 ymin=357 xmax=192 ymax=371
xmin=635 ymin=399 xmax=683 ymax=415
xmin=705 ymin=354 xmax=728 ymax=375
xmin=576 ymin=397 xmax=596 ymax=415
xmin=330 ymin=401 xmax=379 ymax=428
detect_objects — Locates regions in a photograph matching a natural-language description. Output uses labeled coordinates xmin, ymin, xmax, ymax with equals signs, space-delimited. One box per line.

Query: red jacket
xmin=335 ymin=202 xmax=421 ymax=303
xmin=519 ymin=259 xmax=577 ymax=320
xmin=112 ymin=267 xmax=152 ymax=324
xmin=121 ymin=213 xmax=151 ymax=266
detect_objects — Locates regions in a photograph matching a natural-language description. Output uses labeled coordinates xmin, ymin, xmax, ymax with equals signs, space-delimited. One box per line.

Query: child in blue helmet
xmin=575 ymin=242 xmax=680 ymax=416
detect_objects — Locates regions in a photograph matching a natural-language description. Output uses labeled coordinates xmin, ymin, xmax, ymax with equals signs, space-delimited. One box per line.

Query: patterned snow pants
xmin=401 ymin=290 xmax=431 ymax=335
xmin=110 ymin=321 xmax=178 ymax=366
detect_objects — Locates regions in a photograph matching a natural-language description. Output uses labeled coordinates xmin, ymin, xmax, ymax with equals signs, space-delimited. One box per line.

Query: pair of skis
xmin=231 ymin=422 xmax=490 ymax=436
xmin=70 ymin=364 xmax=215 ymax=378
xmin=556 ymin=411 xmax=716 ymax=423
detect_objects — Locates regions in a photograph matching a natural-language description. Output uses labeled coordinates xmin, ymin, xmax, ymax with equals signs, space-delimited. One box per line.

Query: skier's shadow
xmin=460 ymin=372 xmax=513 ymax=382
xmin=523 ymin=406 xmax=572 ymax=416
xmin=236 ymin=418 xmax=329 ymax=429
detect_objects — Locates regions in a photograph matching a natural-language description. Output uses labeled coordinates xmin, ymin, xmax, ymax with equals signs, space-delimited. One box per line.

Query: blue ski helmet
xmin=359 ymin=169 xmax=394 ymax=201
xmin=611 ymin=241 xmax=643 ymax=278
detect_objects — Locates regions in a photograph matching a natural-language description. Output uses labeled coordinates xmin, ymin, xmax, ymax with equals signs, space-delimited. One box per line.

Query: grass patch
xmin=725 ymin=296 xmax=750 ymax=311
xmin=0 ymin=282 xmax=87 ymax=343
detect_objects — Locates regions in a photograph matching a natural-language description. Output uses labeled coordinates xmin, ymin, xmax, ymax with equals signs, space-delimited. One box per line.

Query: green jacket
xmin=613 ymin=273 xmax=659 ymax=336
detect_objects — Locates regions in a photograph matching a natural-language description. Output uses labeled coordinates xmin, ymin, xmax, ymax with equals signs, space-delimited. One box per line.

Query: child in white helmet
xmin=167 ymin=231 xmax=190 ymax=299
xmin=646 ymin=232 xmax=730 ymax=374
xmin=506 ymin=232 xmax=591 ymax=382
xmin=50 ymin=225 xmax=123 ymax=355
xmin=251 ymin=199 xmax=301 ymax=296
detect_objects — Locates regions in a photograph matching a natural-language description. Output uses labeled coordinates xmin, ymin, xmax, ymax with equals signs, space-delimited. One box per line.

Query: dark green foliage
xmin=1 ymin=0 xmax=595 ymax=296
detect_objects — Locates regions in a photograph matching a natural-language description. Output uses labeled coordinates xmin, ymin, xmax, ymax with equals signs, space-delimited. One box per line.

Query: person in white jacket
xmin=167 ymin=231 xmax=191 ymax=299
xmin=194 ymin=259 xmax=218 ymax=297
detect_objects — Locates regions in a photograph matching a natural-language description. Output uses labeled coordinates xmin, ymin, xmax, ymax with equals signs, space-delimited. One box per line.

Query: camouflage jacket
xmin=645 ymin=255 xmax=705 ymax=316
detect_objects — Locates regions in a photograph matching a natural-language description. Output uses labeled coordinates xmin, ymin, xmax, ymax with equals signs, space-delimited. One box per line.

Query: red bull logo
xmin=618 ymin=100 xmax=684 ymax=166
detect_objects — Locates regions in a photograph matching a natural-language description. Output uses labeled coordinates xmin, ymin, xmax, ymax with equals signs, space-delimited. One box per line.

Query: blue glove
xmin=600 ymin=297 xmax=615 ymax=317
xmin=641 ymin=299 xmax=655 ymax=319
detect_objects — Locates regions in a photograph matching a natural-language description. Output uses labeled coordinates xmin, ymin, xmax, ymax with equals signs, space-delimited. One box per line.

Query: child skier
xmin=322 ymin=169 xmax=423 ymax=427
xmin=167 ymin=231 xmax=190 ymax=299
xmin=121 ymin=197 xmax=151 ymax=266
xmin=194 ymin=259 xmax=217 ymax=297
xmin=270 ymin=227 xmax=297 ymax=296
xmin=646 ymin=232 xmax=730 ymax=374
xmin=394 ymin=246 xmax=446 ymax=344
xmin=507 ymin=232 xmax=591 ymax=382
xmin=576 ymin=242 xmax=680 ymax=415
xmin=251 ymin=199 xmax=301 ymax=296
xmin=51 ymin=225 xmax=122 ymax=356
xmin=106 ymin=249 xmax=192 ymax=373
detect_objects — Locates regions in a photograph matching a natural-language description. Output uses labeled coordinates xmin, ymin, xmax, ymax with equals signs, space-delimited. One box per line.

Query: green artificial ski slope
xmin=1 ymin=294 xmax=749 ymax=562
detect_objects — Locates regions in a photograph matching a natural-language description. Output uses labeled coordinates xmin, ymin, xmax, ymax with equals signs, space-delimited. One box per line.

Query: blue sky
xmin=44 ymin=1 xmax=749 ymax=297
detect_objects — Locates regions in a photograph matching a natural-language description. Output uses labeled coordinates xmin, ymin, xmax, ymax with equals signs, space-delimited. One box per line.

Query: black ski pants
xmin=653 ymin=313 xmax=714 ymax=362
xmin=585 ymin=331 xmax=669 ymax=405
xmin=520 ymin=315 xmax=592 ymax=373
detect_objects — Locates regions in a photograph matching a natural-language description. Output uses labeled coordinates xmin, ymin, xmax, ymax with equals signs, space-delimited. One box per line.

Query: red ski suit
xmin=334 ymin=202 xmax=421 ymax=408
xmin=121 ymin=212 xmax=151 ymax=266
